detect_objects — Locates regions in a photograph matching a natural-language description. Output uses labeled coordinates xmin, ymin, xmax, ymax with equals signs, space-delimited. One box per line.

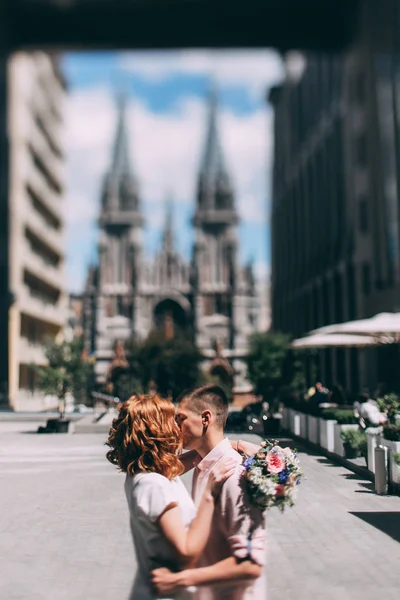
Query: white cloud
xmin=64 ymin=86 xmax=114 ymax=225
xmin=64 ymin=60 xmax=277 ymax=291
xmin=119 ymin=50 xmax=283 ymax=100
xmin=64 ymin=85 xmax=271 ymax=223
xmin=221 ymin=108 xmax=273 ymax=222
xmin=254 ymin=261 xmax=270 ymax=283
xmin=130 ymin=96 xmax=204 ymax=205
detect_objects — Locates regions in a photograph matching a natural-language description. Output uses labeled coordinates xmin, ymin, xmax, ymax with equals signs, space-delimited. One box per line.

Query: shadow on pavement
xmin=350 ymin=512 xmax=400 ymax=543
xmin=340 ymin=472 xmax=368 ymax=482
xmin=316 ymin=457 xmax=340 ymax=467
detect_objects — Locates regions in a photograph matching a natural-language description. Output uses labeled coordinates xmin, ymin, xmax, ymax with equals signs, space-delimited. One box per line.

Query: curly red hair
xmin=106 ymin=394 xmax=184 ymax=480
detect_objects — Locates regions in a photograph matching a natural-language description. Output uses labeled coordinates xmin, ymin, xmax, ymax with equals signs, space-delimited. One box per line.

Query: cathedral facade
xmin=83 ymin=91 xmax=261 ymax=391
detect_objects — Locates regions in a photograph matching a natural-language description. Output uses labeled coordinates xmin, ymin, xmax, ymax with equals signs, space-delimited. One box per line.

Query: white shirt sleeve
xmin=135 ymin=474 xmax=178 ymax=522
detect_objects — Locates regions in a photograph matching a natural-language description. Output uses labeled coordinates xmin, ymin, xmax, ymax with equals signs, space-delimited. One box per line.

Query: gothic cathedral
xmin=83 ymin=90 xmax=260 ymax=391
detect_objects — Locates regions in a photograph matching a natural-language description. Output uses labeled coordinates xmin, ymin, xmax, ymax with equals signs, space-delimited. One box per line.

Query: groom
xmin=152 ymin=384 xmax=266 ymax=599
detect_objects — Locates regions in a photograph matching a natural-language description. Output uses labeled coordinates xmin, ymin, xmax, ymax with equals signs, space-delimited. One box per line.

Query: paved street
xmin=0 ymin=428 xmax=399 ymax=600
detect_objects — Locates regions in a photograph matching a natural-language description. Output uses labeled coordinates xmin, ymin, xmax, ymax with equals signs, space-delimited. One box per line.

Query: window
xmin=215 ymin=294 xmax=229 ymax=316
xmin=346 ymin=264 xmax=356 ymax=320
xmin=353 ymin=71 xmax=366 ymax=106
xmin=25 ymin=227 xmax=60 ymax=267
xmin=358 ymin=197 xmax=369 ymax=233
xmin=355 ymin=133 xmax=367 ymax=167
xmin=362 ymin=263 xmax=371 ymax=296
xmin=204 ymin=296 xmax=214 ymax=316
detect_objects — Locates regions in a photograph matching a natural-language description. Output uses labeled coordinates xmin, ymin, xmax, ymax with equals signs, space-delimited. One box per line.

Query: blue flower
xmin=244 ymin=457 xmax=255 ymax=471
xmin=296 ymin=476 xmax=302 ymax=486
xmin=278 ymin=468 xmax=289 ymax=484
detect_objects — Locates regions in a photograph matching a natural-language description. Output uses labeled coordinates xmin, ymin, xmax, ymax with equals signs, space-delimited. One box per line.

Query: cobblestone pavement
xmin=0 ymin=430 xmax=399 ymax=600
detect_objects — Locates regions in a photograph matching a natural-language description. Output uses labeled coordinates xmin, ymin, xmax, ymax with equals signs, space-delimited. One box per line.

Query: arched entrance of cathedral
xmin=153 ymin=298 xmax=189 ymax=339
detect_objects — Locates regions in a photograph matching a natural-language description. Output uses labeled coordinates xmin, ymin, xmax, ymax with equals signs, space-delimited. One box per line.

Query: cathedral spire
xmin=111 ymin=92 xmax=131 ymax=177
xmin=162 ymin=199 xmax=175 ymax=252
xmin=101 ymin=92 xmax=140 ymax=215
xmin=195 ymin=83 xmax=236 ymax=220
xmin=199 ymin=83 xmax=230 ymax=190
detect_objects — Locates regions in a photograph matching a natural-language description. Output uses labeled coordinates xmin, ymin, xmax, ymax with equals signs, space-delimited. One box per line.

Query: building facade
xmin=84 ymin=92 xmax=261 ymax=391
xmin=270 ymin=28 xmax=400 ymax=394
xmin=8 ymin=52 xmax=67 ymax=410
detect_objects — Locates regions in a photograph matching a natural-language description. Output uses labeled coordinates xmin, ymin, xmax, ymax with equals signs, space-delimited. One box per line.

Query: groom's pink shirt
xmin=192 ymin=438 xmax=266 ymax=600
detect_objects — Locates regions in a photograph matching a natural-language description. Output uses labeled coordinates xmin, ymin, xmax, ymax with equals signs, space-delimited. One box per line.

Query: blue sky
xmin=62 ymin=51 xmax=282 ymax=292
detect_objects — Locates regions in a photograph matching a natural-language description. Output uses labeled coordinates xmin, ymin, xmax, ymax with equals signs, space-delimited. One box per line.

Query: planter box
xmin=307 ymin=415 xmax=320 ymax=444
xmin=290 ymin=411 xmax=301 ymax=436
xmin=334 ymin=424 xmax=359 ymax=457
xmin=38 ymin=418 xmax=73 ymax=434
xmin=366 ymin=428 xmax=382 ymax=474
xmin=382 ymin=438 xmax=400 ymax=485
xmin=319 ymin=419 xmax=337 ymax=453
xmin=299 ymin=412 xmax=308 ymax=439
xmin=391 ymin=461 xmax=400 ymax=487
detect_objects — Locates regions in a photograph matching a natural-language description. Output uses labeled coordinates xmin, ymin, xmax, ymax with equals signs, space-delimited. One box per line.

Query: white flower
xmin=251 ymin=467 xmax=263 ymax=478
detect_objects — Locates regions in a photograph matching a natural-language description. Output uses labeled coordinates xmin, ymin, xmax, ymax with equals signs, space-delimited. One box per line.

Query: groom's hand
xmin=152 ymin=567 xmax=182 ymax=594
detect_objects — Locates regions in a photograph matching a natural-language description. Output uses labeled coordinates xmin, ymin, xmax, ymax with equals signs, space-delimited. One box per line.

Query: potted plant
xmin=378 ymin=393 xmax=400 ymax=483
xmin=377 ymin=393 xmax=400 ymax=425
xmin=340 ymin=429 xmax=366 ymax=459
xmin=329 ymin=409 xmax=359 ymax=456
xmin=381 ymin=423 xmax=400 ymax=485
xmin=392 ymin=451 xmax=400 ymax=487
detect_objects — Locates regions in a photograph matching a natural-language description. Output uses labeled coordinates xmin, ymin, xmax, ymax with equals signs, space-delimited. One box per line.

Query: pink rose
xmin=266 ymin=451 xmax=286 ymax=474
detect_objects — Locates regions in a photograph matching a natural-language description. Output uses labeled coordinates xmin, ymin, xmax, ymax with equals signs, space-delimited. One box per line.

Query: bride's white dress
xmin=125 ymin=472 xmax=196 ymax=600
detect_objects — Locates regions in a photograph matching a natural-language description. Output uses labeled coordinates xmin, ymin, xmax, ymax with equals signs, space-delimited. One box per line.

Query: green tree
xmin=135 ymin=331 xmax=203 ymax=400
xmin=245 ymin=331 xmax=306 ymax=401
xmin=33 ymin=336 xmax=94 ymax=418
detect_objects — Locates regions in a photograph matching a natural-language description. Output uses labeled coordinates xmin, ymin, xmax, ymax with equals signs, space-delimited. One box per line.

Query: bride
xmin=106 ymin=393 xmax=242 ymax=599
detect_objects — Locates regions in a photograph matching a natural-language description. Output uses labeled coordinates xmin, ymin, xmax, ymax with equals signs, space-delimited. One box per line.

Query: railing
xmin=91 ymin=391 xmax=120 ymax=409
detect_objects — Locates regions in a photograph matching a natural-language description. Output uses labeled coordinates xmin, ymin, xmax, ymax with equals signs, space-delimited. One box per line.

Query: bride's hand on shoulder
xmin=233 ymin=439 xmax=260 ymax=457
xmin=206 ymin=459 xmax=237 ymax=498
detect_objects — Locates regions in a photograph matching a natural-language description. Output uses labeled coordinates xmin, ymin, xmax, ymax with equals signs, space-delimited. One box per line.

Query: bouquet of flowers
xmin=243 ymin=440 xmax=302 ymax=512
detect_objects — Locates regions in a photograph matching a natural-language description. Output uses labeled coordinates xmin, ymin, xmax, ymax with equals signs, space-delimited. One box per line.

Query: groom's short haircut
xmin=181 ymin=384 xmax=229 ymax=428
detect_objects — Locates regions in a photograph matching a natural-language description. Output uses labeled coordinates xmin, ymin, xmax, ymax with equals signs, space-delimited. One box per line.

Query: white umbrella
xmin=311 ymin=312 xmax=400 ymax=340
xmin=290 ymin=333 xmax=378 ymax=349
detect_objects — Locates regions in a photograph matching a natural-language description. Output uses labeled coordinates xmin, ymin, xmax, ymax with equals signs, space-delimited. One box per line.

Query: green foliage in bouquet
xmin=243 ymin=440 xmax=302 ymax=512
